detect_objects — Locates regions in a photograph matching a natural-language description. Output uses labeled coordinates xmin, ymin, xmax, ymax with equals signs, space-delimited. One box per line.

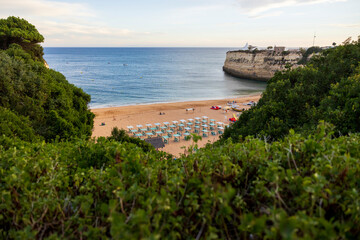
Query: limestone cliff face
xmin=223 ymin=50 xmax=302 ymax=81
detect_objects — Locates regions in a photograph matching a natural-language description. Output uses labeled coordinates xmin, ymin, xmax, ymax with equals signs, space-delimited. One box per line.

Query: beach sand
xmin=91 ymin=94 xmax=261 ymax=156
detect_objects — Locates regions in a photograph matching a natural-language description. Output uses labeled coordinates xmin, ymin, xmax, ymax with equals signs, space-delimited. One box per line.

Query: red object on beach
xmin=229 ymin=117 xmax=236 ymax=122
xmin=210 ymin=106 xmax=220 ymax=110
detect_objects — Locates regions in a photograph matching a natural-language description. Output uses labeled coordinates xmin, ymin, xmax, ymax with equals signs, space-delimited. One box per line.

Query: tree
xmin=297 ymin=46 xmax=323 ymax=64
xmin=0 ymin=16 xmax=45 ymax=61
xmin=342 ymin=37 xmax=352 ymax=45
xmin=0 ymin=22 xmax=94 ymax=142
xmin=267 ymin=46 xmax=273 ymax=50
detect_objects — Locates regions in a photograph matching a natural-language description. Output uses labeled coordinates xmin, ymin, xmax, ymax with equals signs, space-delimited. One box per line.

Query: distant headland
xmin=223 ymin=45 xmax=325 ymax=81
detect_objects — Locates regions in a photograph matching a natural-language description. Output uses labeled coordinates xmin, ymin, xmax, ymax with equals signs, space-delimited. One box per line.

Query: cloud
xmin=249 ymin=10 xmax=283 ymax=19
xmin=215 ymin=22 xmax=243 ymax=27
xmin=329 ymin=23 xmax=360 ymax=28
xmin=236 ymin=0 xmax=347 ymax=17
xmin=38 ymin=21 xmax=132 ymax=37
xmin=0 ymin=0 xmax=149 ymax=46
xmin=0 ymin=0 xmax=94 ymax=18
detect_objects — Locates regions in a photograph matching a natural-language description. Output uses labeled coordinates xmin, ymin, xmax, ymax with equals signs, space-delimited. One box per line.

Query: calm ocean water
xmin=44 ymin=48 xmax=266 ymax=108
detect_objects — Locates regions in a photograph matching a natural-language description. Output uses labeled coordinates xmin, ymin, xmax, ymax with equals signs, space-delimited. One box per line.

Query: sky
xmin=0 ymin=0 xmax=359 ymax=47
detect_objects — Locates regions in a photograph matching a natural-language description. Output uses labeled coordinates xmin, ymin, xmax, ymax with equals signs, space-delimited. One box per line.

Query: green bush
xmin=0 ymin=107 xmax=38 ymax=142
xmin=0 ymin=124 xmax=359 ymax=239
xmin=320 ymin=69 xmax=360 ymax=135
xmin=0 ymin=43 xmax=94 ymax=142
xmin=108 ymin=127 xmax=155 ymax=153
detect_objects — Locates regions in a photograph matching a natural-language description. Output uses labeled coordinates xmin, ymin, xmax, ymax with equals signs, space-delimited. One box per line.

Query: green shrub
xmin=320 ymin=69 xmax=360 ymax=135
xmin=0 ymin=107 xmax=38 ymax=142
xmin=1 ymin=125 xmax=359 ymax=239
xmin=108 ymin=127 xmax=155 ymax=153
xmin=0 ymin=43 xmax=94 ymax=142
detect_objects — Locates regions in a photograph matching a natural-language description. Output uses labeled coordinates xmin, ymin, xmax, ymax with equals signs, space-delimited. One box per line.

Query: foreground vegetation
xmin=1 ymin=124 xmax=359 ymax=239
xmin=0 ymin=17 xmax=359 ymax=239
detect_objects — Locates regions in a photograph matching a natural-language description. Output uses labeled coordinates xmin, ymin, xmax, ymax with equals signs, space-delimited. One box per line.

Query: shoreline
xmin=92 ymin=93 xmax=262 ymax=156
xmin=89 ymin=92 xmax=263 ymax=109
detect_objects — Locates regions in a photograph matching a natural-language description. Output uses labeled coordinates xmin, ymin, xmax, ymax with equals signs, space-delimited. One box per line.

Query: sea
xmin=43 ymin=48 xmax=266 ymax=109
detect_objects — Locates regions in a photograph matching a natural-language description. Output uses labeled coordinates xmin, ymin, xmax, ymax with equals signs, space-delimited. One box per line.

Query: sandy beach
xmin=92 ymin=94 xmax=261 ymax=156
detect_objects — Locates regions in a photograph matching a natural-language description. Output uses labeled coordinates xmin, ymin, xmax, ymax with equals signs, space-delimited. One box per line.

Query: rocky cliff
xmin=223 ymin=50 xmax=302 ymax=81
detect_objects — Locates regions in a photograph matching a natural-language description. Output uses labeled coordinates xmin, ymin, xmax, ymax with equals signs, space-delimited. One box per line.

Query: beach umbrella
xmin=188 ymin=118 xmax=194 ymax=122
xmin=127 ymin=126 xmax=134 ymax=129
xmin=154 ymin=123 xmax=161 ymax=126
xmin=136 ymin=124 xmax=143 ymax=128
xmin=146 ymin=124 xmax=152 ymax=127
xmin=163 ymin=122 xmax=169 ymax=125
xmin=172 ymin=121 xmax=178 ymax=124
xmin=202 ymin=116 xmax=208 ymax=119
xmin=179 ymin=119 xmax=186 ymax=123
xmin=194 ymin=117 xmax=201 ymax=120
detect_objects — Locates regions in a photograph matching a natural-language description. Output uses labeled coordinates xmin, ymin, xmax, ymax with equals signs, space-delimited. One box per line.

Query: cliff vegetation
xmin=0 ymin=17 xmax=94 ymax=142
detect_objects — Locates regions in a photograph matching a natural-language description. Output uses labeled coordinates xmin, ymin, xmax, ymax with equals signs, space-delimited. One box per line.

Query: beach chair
xmin=173 ymin=133 xmax=181 ymax=142
xmin=127 ymin=126 xmax=133 ymax=133
xmin=156 ymin=131 xmax=163 ymax=138
xmin=211 ymin=131 xmax=216 ymax=136
xmin=162 ymin=135 xmax=169 ymax=144
xmin=202 ymin=133 xmax=208 ymax=138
